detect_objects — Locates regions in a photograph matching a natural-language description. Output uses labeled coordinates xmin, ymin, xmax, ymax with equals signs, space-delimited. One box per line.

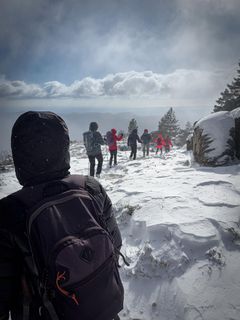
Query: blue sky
xmin=0 ymin=0 xmax=240 ymax=110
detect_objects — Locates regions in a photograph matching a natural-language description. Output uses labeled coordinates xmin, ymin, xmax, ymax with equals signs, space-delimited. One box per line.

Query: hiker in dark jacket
xmin=140 ymin=129 xmax=152 ymax=157
xmin=127 ymin=128 xmax=142 ymax=160
xmin=0 ymin=111 xmax=123 ymax=320
xmin=84 ymin=122 xmax=105 ymax=178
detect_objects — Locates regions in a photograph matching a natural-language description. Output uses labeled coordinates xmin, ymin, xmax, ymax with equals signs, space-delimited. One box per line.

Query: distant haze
xmin=0 ymin=106 xmax=211 ymax=152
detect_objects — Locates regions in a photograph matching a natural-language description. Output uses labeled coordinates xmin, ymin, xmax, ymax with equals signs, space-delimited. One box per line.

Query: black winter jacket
xmin=0 ymin=175 xmax=122 ymax=320
xmin=140 ymin=133 xmax=151 ymax=145
xmin=0 ymin=111 xmax=121 ymax=320
xmin=127 ymin=130 xmax=142 ymax=147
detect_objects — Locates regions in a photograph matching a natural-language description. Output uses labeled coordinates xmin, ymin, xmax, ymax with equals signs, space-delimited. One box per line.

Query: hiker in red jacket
xmin=155 ymin=133 xmax=165 ymax=155
xmin=107 ymin=128 xmax=123 ymax=167
xmin=164 ymin=135 xmax=173 ymax=153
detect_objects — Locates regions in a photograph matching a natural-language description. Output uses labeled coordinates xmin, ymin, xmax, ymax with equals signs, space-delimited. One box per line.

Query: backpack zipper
xmin=48 ymin=228 xmax=111 ymax=267
xmin=64 ymin=254 xmax=114 ymax=291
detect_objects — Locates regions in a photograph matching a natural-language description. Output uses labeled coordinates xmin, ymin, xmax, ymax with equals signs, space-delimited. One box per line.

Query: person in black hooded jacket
xmin=0 ymin=111 xmax=122 ymax=320
xmin=127 ymin=128 xmax=142 ymax=160
xmin=83 ymin=122 xmax=105 ymax=178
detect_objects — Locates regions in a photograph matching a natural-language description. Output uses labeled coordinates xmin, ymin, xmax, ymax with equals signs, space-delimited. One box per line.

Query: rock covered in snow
xmin=230 ymin=107 xmax=240 ymax=119
xmin=231 ymin=107 xmax=240 ymax=159
xmin=193 ymin=111 xmax=235 ymax=166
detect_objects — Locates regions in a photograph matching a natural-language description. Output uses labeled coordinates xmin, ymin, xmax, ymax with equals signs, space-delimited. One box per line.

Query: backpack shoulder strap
xmin=10 ymin=175 xmax=87 ymax=209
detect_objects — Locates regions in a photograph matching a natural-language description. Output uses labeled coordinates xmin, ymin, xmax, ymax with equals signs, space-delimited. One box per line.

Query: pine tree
xmin=128 ymin=118 xmax=138 ymax=134
xmin=185 ymin=121 xmax=193 ymax=135
xmin=213 ymin=62 xmax=240 ymax=112
xmin=158 ymin=107 xmax=180 ymax=137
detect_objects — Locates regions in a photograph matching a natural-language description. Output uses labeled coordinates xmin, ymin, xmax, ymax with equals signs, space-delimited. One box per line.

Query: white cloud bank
xmin=0 ymin=69 xmax=230 ymax=106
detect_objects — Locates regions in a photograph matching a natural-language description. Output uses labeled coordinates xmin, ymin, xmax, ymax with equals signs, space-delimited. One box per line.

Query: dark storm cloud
xmin=0 ymin=0 xmax=181 ymax=82
xmin=0 ymin=0 xmax=239 ymax=107
xmin=172 ymin=0 xmax=240 ymax=68
xmin=1 ymin=0 xmax=239 ymax=82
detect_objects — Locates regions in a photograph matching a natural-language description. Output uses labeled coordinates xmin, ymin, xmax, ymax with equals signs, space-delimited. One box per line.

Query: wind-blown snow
xmin=1 ymin=143 xmax=240 ymax=320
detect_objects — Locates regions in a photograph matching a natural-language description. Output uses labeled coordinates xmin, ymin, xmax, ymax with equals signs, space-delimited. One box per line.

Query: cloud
xmin=0 ymin=77 xmax=45 ymax=98
xmin=0 ymin=69 xmax=229 ymax=106
xmin=1 ymin=0 xmax=239 ymax=84
xmin=170 ymin=0 xmax=240 ymax=70
xmin=43 ymin=81 xmax=68 ymax=97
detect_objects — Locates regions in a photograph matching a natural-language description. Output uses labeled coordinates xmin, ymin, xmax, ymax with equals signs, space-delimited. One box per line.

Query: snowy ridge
xmin=1 ymin=143 xmax=240 ymax=320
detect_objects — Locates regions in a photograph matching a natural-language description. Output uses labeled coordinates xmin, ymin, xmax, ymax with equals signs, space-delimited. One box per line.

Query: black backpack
xmin=83 ymin=131 xmax=95 ymax=153
xmin=157 ymin=137 xmax=162 ymax=145
xmin=11 ymin=175 xmax=124 ymax=320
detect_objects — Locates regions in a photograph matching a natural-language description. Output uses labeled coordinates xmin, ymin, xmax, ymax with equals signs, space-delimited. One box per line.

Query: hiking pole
xmin=87 ymin=159 xmax=89 ymax=176
xmin=104 ymin=145 xmax=109 ymax=166
xmin=105 ymin=145 xmax=109 ymax=162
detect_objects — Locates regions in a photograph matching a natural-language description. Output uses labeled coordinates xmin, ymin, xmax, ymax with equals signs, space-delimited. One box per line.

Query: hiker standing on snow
xmin=127 ymin=128 xmax=142 ymax=160
xmin=83 ymin=122 xmax=105 ymax=178
xmin=164 ymin=135 xmax=173 ymax=153
xmin=106 ymin=128 xmax=123 ymax=167
xmin=0 ymin=111 xmax=124 ymax=320
xmin=155 ymin=133 xmax=165 ymax=155
xmin=140 ymin=129 xmax=152 ymax=157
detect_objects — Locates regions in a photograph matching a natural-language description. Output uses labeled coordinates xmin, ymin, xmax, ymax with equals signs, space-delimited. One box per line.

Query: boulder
xmin=193 ymin=111 xmax=235 ymax=166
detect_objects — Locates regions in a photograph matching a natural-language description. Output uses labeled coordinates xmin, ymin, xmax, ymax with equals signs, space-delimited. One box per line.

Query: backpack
xmin=11 ymin=175 xmax=124 ymax=320
xmin=106 ymin=131 xmax=114 ymax=147
xmin=83 ymin=131 xmax=94 ymax=152
xmin=157 ymin=137 xmax=162 ymax=145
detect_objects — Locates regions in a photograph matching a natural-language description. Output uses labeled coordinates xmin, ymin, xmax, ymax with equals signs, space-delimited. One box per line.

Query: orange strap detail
xmin=56 ymin=271 xmax=79 ymax=306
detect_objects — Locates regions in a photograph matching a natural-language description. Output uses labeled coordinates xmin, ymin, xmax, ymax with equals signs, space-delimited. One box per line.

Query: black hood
xmin=89 ymin=122 xmax=98 ymax=132
xmin=11 ymin=111 xmax=70 ymax=186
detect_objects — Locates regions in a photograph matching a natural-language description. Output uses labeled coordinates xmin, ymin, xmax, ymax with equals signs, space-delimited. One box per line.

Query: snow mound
xmin=194 ymin=111 xmax=235 ymax=166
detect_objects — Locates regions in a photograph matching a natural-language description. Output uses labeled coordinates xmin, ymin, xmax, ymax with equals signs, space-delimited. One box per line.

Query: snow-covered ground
xmin=1 ymin=143 xmax=240 ymax=320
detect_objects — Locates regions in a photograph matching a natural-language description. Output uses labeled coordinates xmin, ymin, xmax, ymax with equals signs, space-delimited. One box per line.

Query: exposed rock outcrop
xmin=231 ymin=107 xmax=240 ymax=160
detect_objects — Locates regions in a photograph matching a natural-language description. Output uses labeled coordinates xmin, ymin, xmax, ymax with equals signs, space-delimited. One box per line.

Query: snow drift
xmin=1 ymin=142 xmax=240 ymax=320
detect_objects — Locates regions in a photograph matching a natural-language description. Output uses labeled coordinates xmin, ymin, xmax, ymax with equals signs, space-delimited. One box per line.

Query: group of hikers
xmin=83 ymin=122 xmax=173 ymax=178
xmin=0 ymin=111 xmax=173 ymax=320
